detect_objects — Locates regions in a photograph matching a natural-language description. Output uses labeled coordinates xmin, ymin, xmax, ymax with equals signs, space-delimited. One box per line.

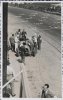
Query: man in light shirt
xmin=15 ymin=33 xmax=19 ymax=53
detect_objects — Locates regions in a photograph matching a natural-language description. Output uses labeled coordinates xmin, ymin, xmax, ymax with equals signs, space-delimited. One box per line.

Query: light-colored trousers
xmin=15 ymin=42 xmax=18 ymax=52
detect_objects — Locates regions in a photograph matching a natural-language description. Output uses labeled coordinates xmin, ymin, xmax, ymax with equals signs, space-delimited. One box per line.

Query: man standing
xmin=17 ymin=29 xmax=21 ymax=35
xmin=21 ymin=29 xmax=27 ymax=41
xmin=17 ymin=29 xmax=22 ymax=41
xmin=15 ymin=33 xmax=19 ymax=53
xmin=32 ymin=35 xmax=37 ymax=55
xmin=37 ymin=35 xmax=42 ymax=50
xmin=9 ymin=34 xmax=15 ymax=51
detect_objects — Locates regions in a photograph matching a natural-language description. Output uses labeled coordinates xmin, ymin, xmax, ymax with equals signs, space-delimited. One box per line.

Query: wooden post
xmin=3 ymin=3 xmax=8 ymax=97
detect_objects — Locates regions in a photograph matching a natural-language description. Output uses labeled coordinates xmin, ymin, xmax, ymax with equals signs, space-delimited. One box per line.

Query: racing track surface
xmin=8 ymin=6 xmax=61 ymax=52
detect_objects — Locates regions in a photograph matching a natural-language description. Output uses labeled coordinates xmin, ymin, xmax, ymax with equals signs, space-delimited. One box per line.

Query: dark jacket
xmin=41 ymin=89 xmax=54 ymax=98
xmin=19 ymin=45 xmax=25 ymax=56
xmin=9 ymin=36 xmax=15 ymax=44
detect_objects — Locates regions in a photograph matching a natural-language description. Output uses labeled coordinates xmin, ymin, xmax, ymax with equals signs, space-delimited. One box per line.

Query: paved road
xmin=8 ymin=6 xmax=61 ymax=52
xmin=8 ymin=6 xmax=61 ymax=97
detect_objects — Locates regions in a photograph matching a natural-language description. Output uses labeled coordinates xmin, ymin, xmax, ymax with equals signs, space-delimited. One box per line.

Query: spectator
xmin=41 ymin=84 xmax=57 ymax=98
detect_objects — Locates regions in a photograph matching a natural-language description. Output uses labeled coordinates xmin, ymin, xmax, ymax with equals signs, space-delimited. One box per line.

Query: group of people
xmin=9 ymin=29 xmax=42 ymax=63
xmin=9 ymin=29 xmax=57 ymax=98
xmin=9 ymin=29 xmax=27 ymax=52
xmin=32 ymin=33 xmax=42 ymax=53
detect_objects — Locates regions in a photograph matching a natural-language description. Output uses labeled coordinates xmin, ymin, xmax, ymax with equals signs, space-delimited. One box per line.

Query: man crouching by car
xmin=19 ymin=42 xmax=26 ymax=64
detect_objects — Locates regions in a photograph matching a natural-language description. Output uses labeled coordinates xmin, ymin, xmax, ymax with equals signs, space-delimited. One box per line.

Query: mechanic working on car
xmin=21 ymin=29 xmax=27 ymax=41
xmin=19 ymin=42 xmax=26 ymax=64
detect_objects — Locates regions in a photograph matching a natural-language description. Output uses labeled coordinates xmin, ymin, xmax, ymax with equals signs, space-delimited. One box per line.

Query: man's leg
xmin=11 ymin=43 xmax=12 ymax=50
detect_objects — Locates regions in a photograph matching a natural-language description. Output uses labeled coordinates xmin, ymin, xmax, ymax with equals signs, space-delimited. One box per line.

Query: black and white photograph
xmin=3 ymin=2 xmax=61 ymax=98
